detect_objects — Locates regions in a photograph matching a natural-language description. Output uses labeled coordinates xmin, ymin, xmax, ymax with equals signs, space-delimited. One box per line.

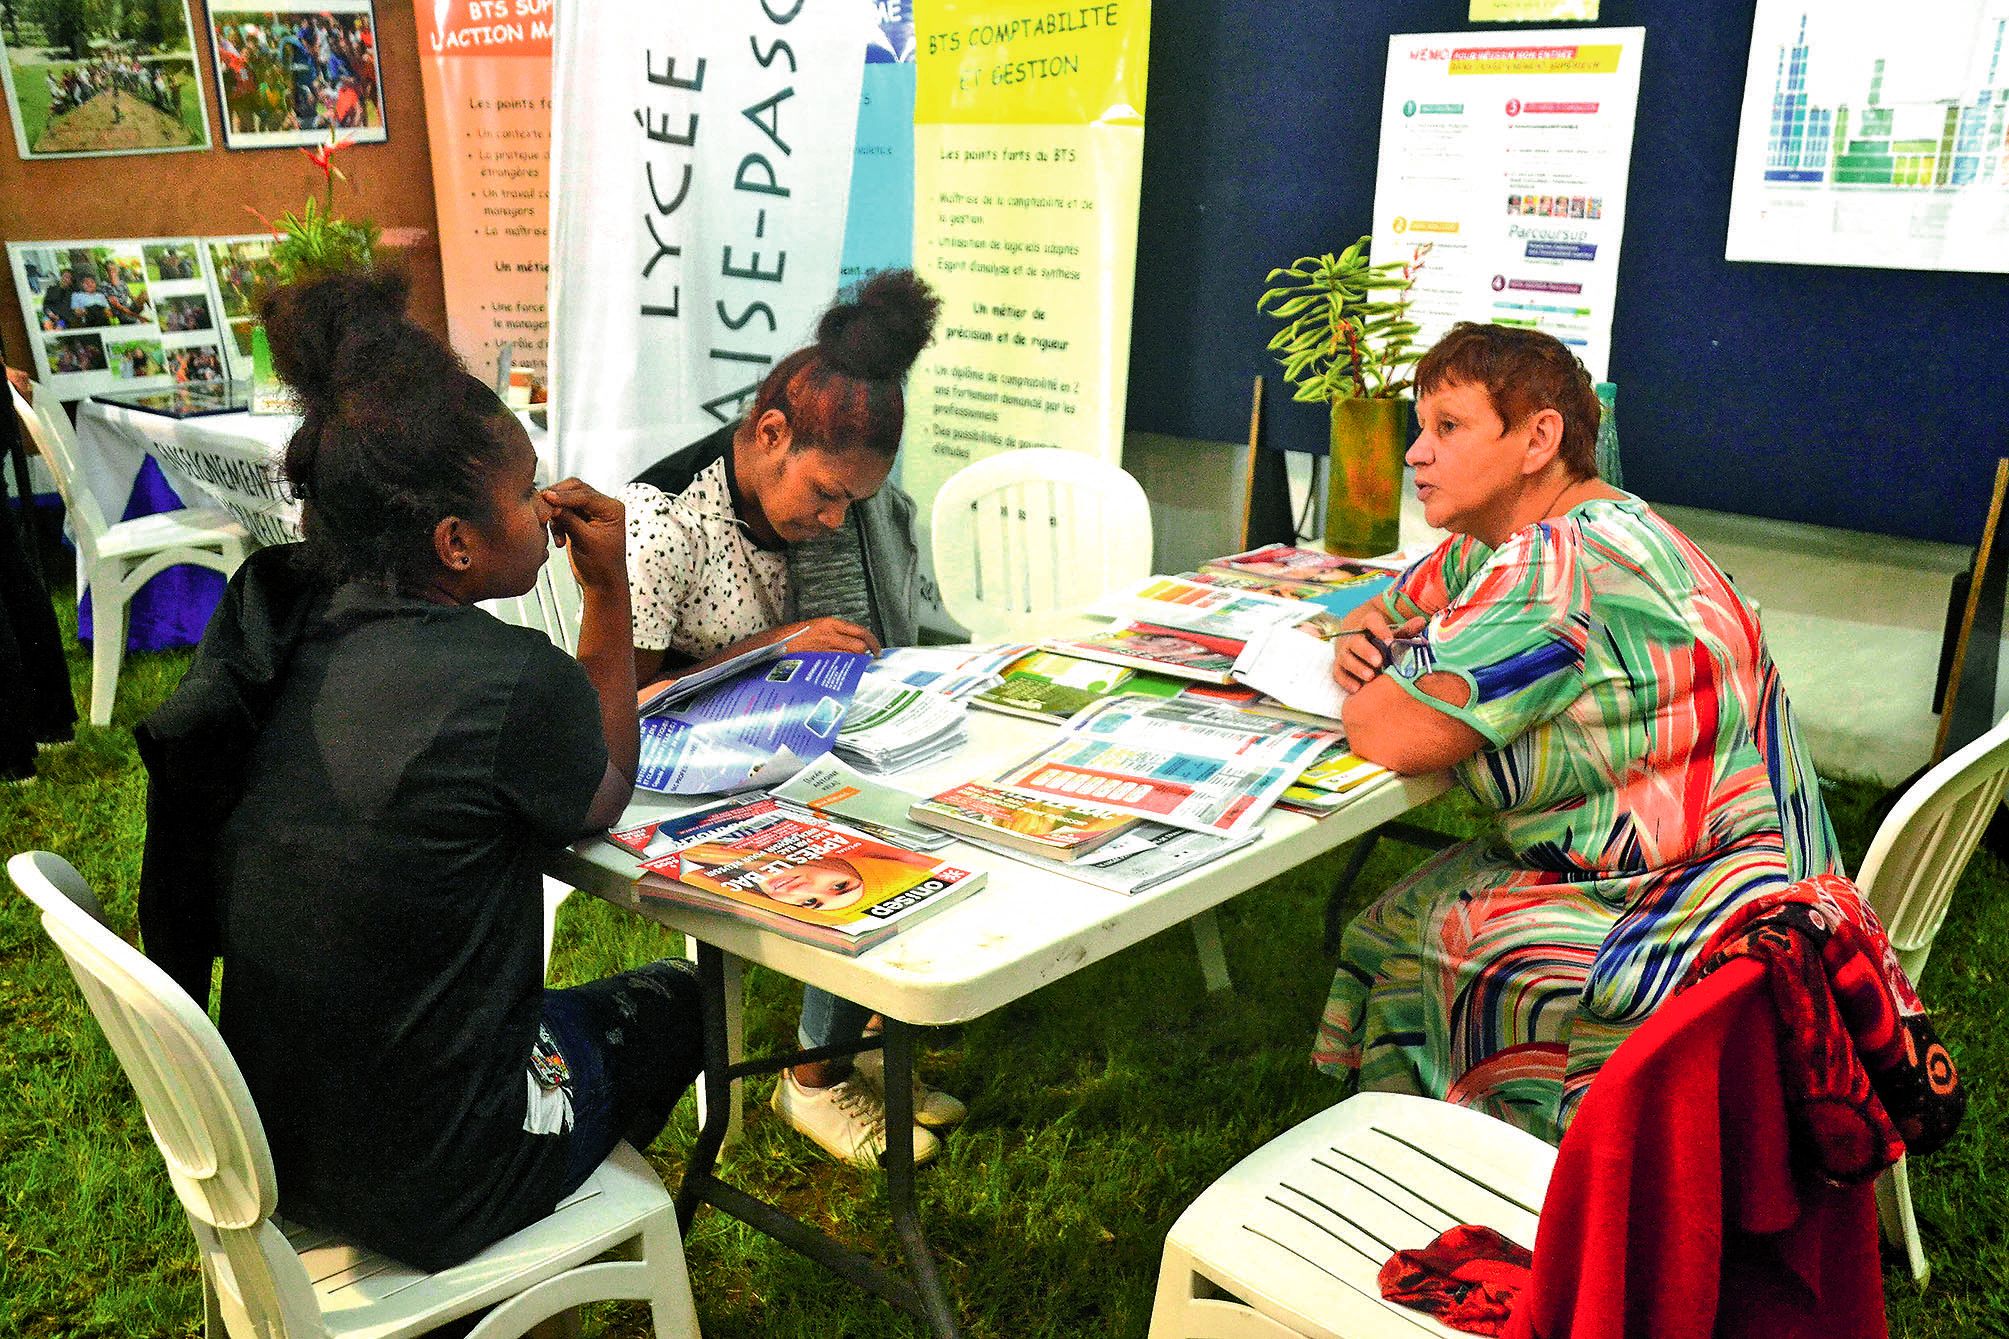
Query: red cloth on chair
xmin=1500 ymin=956 xmax=1883 ymax=1339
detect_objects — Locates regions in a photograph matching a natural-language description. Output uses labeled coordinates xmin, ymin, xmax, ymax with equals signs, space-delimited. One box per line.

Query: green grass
xmin=3 ymin=589 xmax=2006 ymax=1336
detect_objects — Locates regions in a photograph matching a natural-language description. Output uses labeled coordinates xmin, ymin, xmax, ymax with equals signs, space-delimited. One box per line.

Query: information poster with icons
xmin=1369 ymin=28 xmax=1643 ymax=380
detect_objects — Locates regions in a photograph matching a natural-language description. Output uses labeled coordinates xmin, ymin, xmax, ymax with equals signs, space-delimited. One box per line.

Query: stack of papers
xmin=770 ymin=756 xmax=951 ymax=851
xmin=835 ymin=673 xmax=970 ymax=773
xmin=1278 ymin=747 xmax=1395 ymax=815
xmin=993 ymin=695 xmax=1336 ymax=837
xmin=958 ymin=820 xmax=1261 ymax=896
xmin=871 ymin=643 xmax=1033 ymax=700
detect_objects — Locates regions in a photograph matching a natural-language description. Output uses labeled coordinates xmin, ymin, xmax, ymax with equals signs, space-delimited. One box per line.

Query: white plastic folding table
xmin=549 ymin=708 xmax=1449 ymax=1338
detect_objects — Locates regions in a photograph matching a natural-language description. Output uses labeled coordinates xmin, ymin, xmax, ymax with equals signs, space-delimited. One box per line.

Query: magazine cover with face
xmin=607 ymin=797 xmax=986 ymax=953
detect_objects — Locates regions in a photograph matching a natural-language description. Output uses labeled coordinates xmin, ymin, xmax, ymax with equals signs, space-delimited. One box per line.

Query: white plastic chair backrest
xmin=483 ymin=539 xmax=582 ymax=653
xmin=1854 ymin=712 xmax=2009 ymax=982
xmin=12 ymin=385 xmax=109 ymax=558
xmin=7 ymin=851 xmax=323 ymax=1337
xmin=929 ymin=448 xmax=1153 ymax=639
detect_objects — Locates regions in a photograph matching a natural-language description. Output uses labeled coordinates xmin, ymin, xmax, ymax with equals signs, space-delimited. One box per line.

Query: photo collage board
xmin=7 ymin=233 xmax=279 ymax=401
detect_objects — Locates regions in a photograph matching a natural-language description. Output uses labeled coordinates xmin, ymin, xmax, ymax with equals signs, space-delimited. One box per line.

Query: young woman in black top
xmin=202 ymin=272 xmax=704 ymax=1269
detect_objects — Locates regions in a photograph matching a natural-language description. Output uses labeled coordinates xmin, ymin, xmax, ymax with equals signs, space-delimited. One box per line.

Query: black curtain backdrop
xmin=1125 ymin=1 xmax=2009 ymax=544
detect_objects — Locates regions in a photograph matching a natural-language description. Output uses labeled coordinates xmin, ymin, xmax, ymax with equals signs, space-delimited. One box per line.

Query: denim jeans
xmin=798 ymin=985 xmax=873 ymax=1052
xmin=542 ymin=958 xmax=705 ymax=1197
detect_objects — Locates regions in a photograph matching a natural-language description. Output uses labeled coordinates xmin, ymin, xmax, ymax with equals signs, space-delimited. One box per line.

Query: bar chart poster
xmin=1369 ymin=29 xmax=1644 ymax=381
xmin=1727 ymin=1 xmax=2009 ymax=273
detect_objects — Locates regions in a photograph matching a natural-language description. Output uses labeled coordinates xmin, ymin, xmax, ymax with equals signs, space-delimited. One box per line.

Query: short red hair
xmin=1414 ymin=323 xmax=1601 ymax=478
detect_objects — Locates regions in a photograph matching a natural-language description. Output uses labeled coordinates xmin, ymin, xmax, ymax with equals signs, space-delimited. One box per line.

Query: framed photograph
xmin=203 ymin=234 xmax=283 ymax=380
xmin=0 ymin=0 xmax=211 ymax=159
xmin=8 ymin=237 xmax=228 ymax=401
xmin=208 ymin=1 xmax=387 ymax=149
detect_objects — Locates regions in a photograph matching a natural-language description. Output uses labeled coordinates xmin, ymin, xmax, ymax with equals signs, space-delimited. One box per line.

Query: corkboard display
xmin=0 ymin=2 xmax=447 ymax=377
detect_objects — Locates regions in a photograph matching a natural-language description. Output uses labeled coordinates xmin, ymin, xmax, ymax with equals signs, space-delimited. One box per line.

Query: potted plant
xmin=1257 ymin=235 xmax=1430 ymax=557
xmin=245 ymin=132 xmax=381 ymax=412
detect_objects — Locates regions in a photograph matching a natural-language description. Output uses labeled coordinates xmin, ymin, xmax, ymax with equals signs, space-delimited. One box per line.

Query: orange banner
xmin=413 ymin=0 xmax=555 ymax=379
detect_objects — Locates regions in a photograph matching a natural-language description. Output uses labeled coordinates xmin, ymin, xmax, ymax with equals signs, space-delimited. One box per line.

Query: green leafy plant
xmin=250 ymin=131 xmax=380 ymax=290
xmin=1257 ymin=235 xmax=1432 ymax=402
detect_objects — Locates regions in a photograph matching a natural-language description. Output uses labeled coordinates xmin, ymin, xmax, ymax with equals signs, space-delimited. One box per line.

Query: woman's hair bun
xmin=815 ymin=268 xmax=941 ymax=381
xmin=259 ymin=270 xmax=414 ymax=411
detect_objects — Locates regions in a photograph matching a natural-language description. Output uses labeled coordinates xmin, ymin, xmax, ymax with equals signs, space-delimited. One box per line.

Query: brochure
xmin=1183 ymin=567 xmax=1394 ymax=619
xmin=635 ymin=650 xmax=868 ymax=794
xmin=770 ymin=756 xmax=951 ymax=851
xmin=972 ymin=650 xmax=1257 ymax=722
xmin=1230 ymin=612 xmax=1353 ymax=722
xmin=993 ymin=696 xmax=1337 ymax=837
xmin=959 ymin=820 xmax=1263 ymax=895
xmin=1204 ymin=543 xmax=1414 ymax=583
xmin=908 ymin=780 xmax=1137 ymax=859
xmin=607 ymin=797 xmax=986 ymax=955
xmin=1100 ymin=575 xmax=1310 ymax=644
xmin=835 ymin=673 xmax=969 ymax=773
xmin=870 ymin=643 xmax=1033 ymax=700
xmin=639 ymin=629 xmax=804 ymax=716
xmin=1041 ymin=624 xmax=1244 ymax=685
xmin=1278 ymin=746 xmax=1394 ymax=814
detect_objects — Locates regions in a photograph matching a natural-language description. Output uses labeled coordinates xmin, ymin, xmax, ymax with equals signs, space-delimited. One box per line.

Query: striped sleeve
xmin=1393 ymin=522 xmax=1591 ymax=748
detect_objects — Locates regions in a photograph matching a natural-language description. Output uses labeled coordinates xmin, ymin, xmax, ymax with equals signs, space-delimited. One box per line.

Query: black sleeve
xmin=492 ymin=641 xmax=610 ymax=842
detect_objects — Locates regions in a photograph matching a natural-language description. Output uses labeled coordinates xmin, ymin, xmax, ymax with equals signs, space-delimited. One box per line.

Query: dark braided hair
xmin=748 ymin=268 xmax=940 ymax=456
xmin=262 ymin=271 xmax=516 ymax=588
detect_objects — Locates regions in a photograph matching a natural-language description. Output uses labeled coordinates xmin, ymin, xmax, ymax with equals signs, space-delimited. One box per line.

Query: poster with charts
xmin=1726 ymin=0 xmax=2009 ymax=273
xmin=1369 ymin=28 xmax=1644 ymax=381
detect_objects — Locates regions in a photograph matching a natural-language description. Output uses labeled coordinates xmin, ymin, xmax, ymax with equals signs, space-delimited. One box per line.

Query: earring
xmin=458 ymin=555 xmax=471 ymax=568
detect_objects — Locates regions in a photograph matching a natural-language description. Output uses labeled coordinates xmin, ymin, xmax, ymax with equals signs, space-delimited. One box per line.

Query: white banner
xmin=549 ymin=0 xmax=873 ymax=488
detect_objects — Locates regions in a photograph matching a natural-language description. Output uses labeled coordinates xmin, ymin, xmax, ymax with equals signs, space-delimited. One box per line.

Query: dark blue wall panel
xmin=1125 ymin=1 xmax=2009 ymax=544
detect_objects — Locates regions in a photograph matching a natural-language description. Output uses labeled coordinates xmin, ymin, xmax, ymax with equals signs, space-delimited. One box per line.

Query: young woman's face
xmin=752 ymin=858 xmax=865 ymax=911
xmin=464 ymin=422 xmax=553 ymax=599
xmin=743 ymin=411 xmax=894 ymax=543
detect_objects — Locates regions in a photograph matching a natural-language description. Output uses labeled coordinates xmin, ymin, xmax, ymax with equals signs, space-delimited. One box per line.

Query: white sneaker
xmin=851 ymin=1047 xmax=968 ymax=1130
xmin=771 ymin=1070 xmax=941 ymax=1168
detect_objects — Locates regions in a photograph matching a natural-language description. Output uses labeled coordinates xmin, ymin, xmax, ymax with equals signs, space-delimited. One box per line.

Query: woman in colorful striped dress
xmin=1315 ymin=323 xmax=1837 ymax=1142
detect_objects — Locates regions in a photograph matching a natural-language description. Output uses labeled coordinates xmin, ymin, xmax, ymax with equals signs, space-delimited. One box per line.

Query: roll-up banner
xmin=413 ymin=0 xmax=557 ymax=380
xmin=547 ymin=1 xmax=872 ymax=488
xmin=901 ymin=1 xmax=1150 ymax=547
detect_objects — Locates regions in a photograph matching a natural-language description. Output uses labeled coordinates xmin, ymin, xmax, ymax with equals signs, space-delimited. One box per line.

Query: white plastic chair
xmin=929 ymin=447 xmax=1154 ymax=641
xmin=482 ymin=547 xmax=586 ymax=969
xmin=8 ymin=850 xmax=700 ymax=1339
xmin=1852 ymin=711 xmax=2009 ymax=1285
xmin=929 ymin=449 xmax=1233 ymax=991
xmin=11 ymin=385 xmax=249 ymax=726
xmin=1148 ymin=1091 xmax=1557 ymax=1338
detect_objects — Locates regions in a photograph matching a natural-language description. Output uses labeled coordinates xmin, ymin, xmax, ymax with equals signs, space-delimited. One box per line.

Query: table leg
xmin=673 ymin=942 xmax=962 ymax=1335
xmin=882 ymin=1020 xmax=960 ymax=1339
xmin=686 ymin=934 xmax=743 ymax=1149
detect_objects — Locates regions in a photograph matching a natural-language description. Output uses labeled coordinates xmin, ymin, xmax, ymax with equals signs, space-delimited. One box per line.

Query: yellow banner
xmin=904 ymin=1 xmax=1151 ymax=552
xmin=916 ymin=1 xmax=1146 ymax=125
xmin=1468 ymin=1 xmax=1600 ymax=20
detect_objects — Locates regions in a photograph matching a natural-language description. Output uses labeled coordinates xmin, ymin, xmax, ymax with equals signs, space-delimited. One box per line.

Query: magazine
xmin=908 ymin=780 xmax=1137 ymax=859
xmin=770 ymin=756 xmax=951 ymax=851
xmin=1278 ymin=747 xmax=1394 ymax=814
xmin=636 ymin=650 xmax=867 ymax=794
xmin=1041 ymin=624 xmax=1244 ymax=685
xmin=870 ymin=643 xmax=1033 ymax=700
xmin=606 ymin=797 xmax=985 ymax=955
xmin=957 ymin=820 xmax=1263 ymax=895
xmin=970 ymin=650 xmax=1253 ymax=722
xmin=993 ymin=696 xmax=1337 ymax=837
xmin=1099 ymin=575 xmax=1310 ymax=644
xmin=835 ymin=673 xmax=969 ymax=773
xmin=1182 ymin=567 xmax=1394 ymax=619
xmin=1204 ymin=543 xmax=1415 ymax=583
